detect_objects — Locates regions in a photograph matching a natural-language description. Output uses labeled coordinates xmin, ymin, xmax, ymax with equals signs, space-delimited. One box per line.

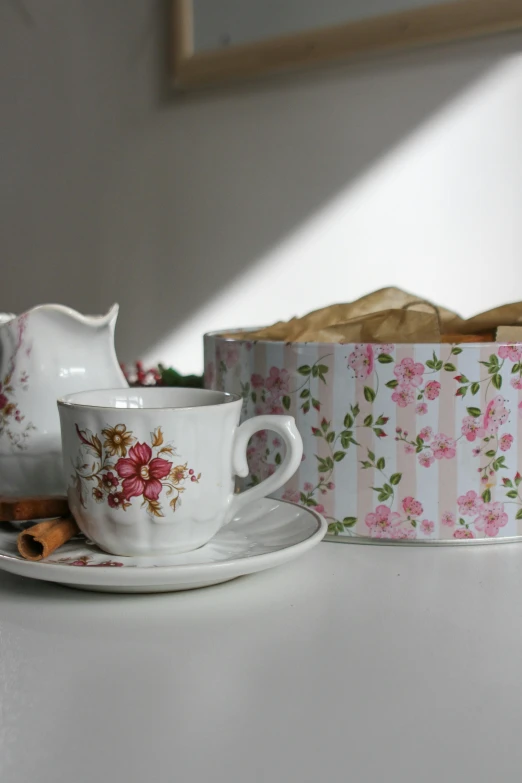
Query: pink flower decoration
xmin=519 ymin=401 xmax=522 ymax=418
xmin=402 ymin=496 xmax=423 ymax=517
xmin=272 ymin=437 xmax=282 ymax=448
xmin=457 ymin=490 xmax=483 ymax=516
xmin=392 ymin=384 xmax=415 ymax=408
xmin=266 ymin=399 xmax=285 ymax=415
xmin=500 ymin=433 xmax=514 ymax=452
xmin=314 ymin=504 xmax=325 ymax=514
xmin=419 ymin=426 xmax=433 ymax=442
xmin=441 ymin=511 xmax=455 ymax=527
xmin=265 ymin=367 xmax=290 ymax=400
xmin=303 ymin=482 xmax=314 ymax=492
xmin=416 ymin=403 xmax=428 ymax=415
xmin=219 ymin=343 xmax=239 ymax=369
xmin=461 ymin=415 xmax=485 ymax=442
xmin=251 ymin=373 xmax=264 ymax=389
xmin=498 ymin=344 xmax=522 ymax=362
xmin=348 ymin=344 xmax=374 ymax=379
xmin=282 ymin=488 xmax=300 ymax=504
xmin=389 ymin=526 xmax=416 ymax=541
xmin=431 ymin=433 xmax=457 ymax=460
xmin=421 ymin=519 xmax=434 ymax=534
xmin=480 ymin=474 xmax=489 ymax=485
xmin=375 ymin=344 xmax=394 ymax=355
xmin=0 ymin=393 xmax=7 ymax=411
xmin=116 ymin=443 xmax=172 ymax=501
xmin=404 ymin=444 xmax=415 ymax=454
xmin=365 ymin=504 xmax=401 ymax=536
xmin=424 ymin=381 xmax=441 ymax=400
xmin=511 ymin=377 xmax=522 ymax=390
xmin=472 ymin=447 xmax=481 ymax=457
xmin=394 ymin=357 xmax=424 ymax=388
xmin=474 ymin=501 xmax=508 ymax=537
xmin=484 ymin=395 xmax=509 ymax=434
xmin=454 ymin=529 xmax=474 ymax=539
xmin=418 ymin=450 xmax=435 ymax=468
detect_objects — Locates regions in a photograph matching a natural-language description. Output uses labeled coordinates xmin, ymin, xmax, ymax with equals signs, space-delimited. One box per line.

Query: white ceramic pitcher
xmin=0 ymin=304 xmax=127 ymax=496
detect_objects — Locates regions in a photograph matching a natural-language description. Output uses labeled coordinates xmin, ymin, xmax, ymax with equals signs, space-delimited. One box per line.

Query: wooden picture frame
xmin=171 ymin=0 xmax=522 ymax=90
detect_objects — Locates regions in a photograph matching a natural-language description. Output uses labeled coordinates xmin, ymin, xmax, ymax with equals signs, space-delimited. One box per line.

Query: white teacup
xmin=58 ymin=388 xmax=303 ymax=556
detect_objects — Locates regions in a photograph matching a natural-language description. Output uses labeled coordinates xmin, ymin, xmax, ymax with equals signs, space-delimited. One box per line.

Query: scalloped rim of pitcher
xmin=0 ymin=303 xmax=120 ymax=328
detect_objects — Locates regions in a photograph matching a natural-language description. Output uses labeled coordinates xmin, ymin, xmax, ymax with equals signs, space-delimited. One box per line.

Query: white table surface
xmin=1 ymin=538 xmax=521 ymax=783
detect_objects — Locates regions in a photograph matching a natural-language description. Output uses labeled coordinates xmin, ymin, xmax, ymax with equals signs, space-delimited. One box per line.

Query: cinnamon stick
xmin=0 ymin=496 xmax=69 ymax=522
xmin=17 ymin=516 xmax=79 ymax=561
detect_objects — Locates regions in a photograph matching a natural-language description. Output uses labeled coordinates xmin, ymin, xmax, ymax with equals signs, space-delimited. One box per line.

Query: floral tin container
xmin=204 ymin=331 xmax=522 ymax=544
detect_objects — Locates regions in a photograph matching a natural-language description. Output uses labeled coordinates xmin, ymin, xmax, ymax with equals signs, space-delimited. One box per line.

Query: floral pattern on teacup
xmin=71 ymin=424 xmax=201 ymax=518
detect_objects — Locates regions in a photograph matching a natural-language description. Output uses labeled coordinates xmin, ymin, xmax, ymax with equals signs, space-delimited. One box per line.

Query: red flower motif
xmin=116 ymin=443 xmax=172 ymax=501
xmin=108 ymin=491 xmax=126 ymax=509
xmin=0 ymin=393 xmax=7 ymax=411
xmin=102 ymin=471 xmax=119 ymax=489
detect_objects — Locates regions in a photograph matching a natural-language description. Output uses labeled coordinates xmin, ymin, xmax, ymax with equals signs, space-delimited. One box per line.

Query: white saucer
xmin=0 ymin=499 xmax=327 ymax=593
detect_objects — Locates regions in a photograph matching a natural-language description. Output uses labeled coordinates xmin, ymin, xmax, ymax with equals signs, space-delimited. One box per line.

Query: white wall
xmin=2 ymin=0 xmax=522 ymax=374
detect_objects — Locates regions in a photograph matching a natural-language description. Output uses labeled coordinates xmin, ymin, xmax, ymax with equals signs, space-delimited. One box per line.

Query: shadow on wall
xmin=0 ymin=0 xmax=521 ymax=365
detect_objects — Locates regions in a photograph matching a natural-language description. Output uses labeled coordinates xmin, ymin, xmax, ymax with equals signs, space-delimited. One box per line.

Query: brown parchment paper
xmin=224 ymin=288 xmax=522 ymax=344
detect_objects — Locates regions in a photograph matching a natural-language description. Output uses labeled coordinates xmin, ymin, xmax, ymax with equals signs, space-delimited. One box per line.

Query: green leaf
xmin=492 ymin=374 xmax=502 ymax=390
xmin=326 ymin=431 xmax=335 ymax=443
xmin=300 ymin=388 xmax=310 ymax=399
xmin=432 ymin=351 xmax=439 ymax=363
xmin=435 ymin=361 xmax=443 ymax=371
xmin=364 ymin=386 xmax=376 ymax=403
xmin=466 ymin=406 xmax=481 ymax=418
xmin=489 ymin=353 xmax=500 ymax=366
xmin=459 ymin=386 xmax=468 ymax=397
xmin=376 ymin=457 xmax=385 ymax=470
xmin=251 ymin=391 xmax=257 ymax=403
xmin=298 ymin=365 xmax=311 ymax=376
xmin=363 ymin=414 xmax=373 ymax=427
xmin=471 ymin=382 xmax=480 ymax=395
xmin=383 ymin=484 xmax=392 ymax=494
xmin=302 ymin=401 xmax=310 ymax=414
xmin=351 ymin=403 xmax=360 ymax=417
xmin=333 ymin=451 xmax=345 ymax=462
xmin=374 ymin=428 xmax=386 ymax=438
xmin=343 ymin=517 xmax=357 ymax=528
xmin=311 ymin=366 xmax=319 ymax=378
xmin=458 ymin=374 xmax=469 ymax=383
xmin=485 ymin=450 xmax=496 ymax=458
xmin=444 ymin=363 xmax=456 ymax=372
xmin=368 ymin=451 xmax=375 ymax=462
xmin=482 ymin=488 xmax=491 ymax=503
xmin=340 ymin=432 xmax=350 ymax=448
xmin=274 ymin=452 xmax=282 ymax=465
xmin=459 ymin=518 xmax=466 ymax=526
xmin=325 ymin=457 xmax=334 ymax=471
xmin=411 ymin=520 xmax=417 ymax=528
xmin=305 ymin=497 xmax=317 ymax=507
xmin=512 ymin=363 xmax=521 ymax=374
xmin=376 ymin=415 xmax=387 ymax=426
xmin=377 ymin=493 xmax=388 ymax=502
xmin=516 ymin=509 xmax=522 ymax=520
xmin=311 ymin=398 xmax=320 ymax=410
xmin=390 ymin=472 xmax=402 ymax=485
xmin=344 ymin=414 xmax=353 ymax=428
xmin=516 ymin=474 xmax=522 ymax=487
xmin=327 ymin=523 xmax=339 ymax=535
xmin=317 ymin=364 xmax=329 ymax=374
xmin=426 ymin=360 xmax=435 ymax=370
xmin=506 ymin=490 xmax=518 ymax=499
xmin=504 ymin=478 xmax=513 ymax=488
xmin=282 ymin=395 xmax=291 ymax=411
xmin=385 ymin=379 xmax=399 ymax=389
xmin=360 ymin=461 xmax=372 ymax=469
xmin=451 ymin=347 xmax=463 ymax=355
xmin=377 ymin=354 xmax=393 ymax=364
xmin=416 ymin=436 xmax=423 ymax=447
xmin=321 ymin=419 xmax=329 ymax=433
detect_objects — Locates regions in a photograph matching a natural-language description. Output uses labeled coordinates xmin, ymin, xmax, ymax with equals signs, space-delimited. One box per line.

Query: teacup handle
xmin=229 ymin=415 xmax=303 ymax=518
